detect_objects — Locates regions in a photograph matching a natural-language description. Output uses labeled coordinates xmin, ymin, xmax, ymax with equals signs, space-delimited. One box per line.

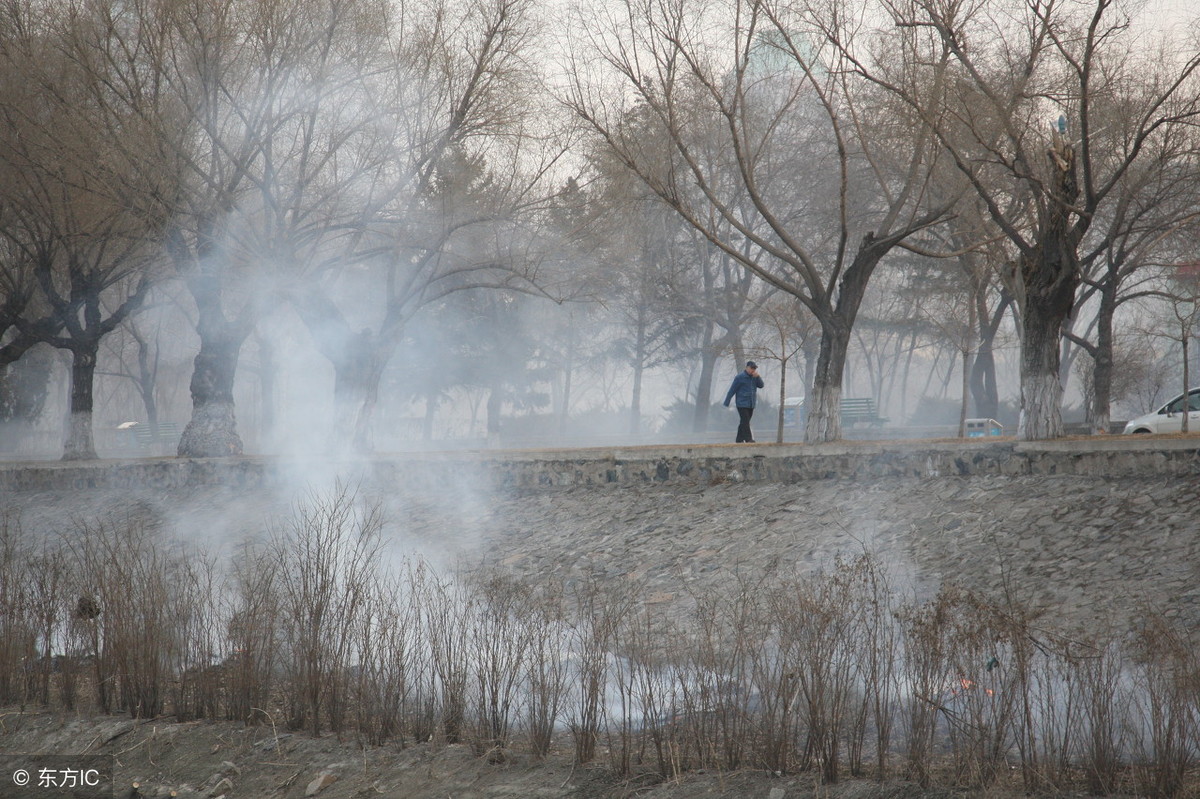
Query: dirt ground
xmin=0 ymin=705 xmax=1126 ymax=799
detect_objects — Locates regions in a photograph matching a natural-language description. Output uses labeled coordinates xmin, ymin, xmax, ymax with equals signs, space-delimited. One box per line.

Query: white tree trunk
xmin=804 ymin=384 xmax=843 ymax=443
xmin=179 ymin=401 xmax=242 ymax=457
xmin=63 ymin=411 xmax=97 ymax=461
xmin=1017 ymin=371 xmax=1064 ymax=440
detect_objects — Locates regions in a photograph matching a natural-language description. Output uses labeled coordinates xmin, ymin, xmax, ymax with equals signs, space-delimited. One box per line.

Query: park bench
xmin=840 ymin=397 xmax=887 ymax=427
xmin=130 ymin=422 xmax=181 ymax=450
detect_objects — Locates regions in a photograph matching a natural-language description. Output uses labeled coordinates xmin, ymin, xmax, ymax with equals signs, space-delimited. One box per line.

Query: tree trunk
xmin=970 ymin=291 xmax=1003 ymax=421
xmin=804 ymin=240 xmax=884 ymax=443
xmin=801 ymin=335 xmax=818 ymax=429
xmin=329 ymin=331 xmax=389 ymax=455
xmin=133 ymin=328 xmax=159 ymax=428
xmin=179 ymin=331 xmax=245 ymax=457
xmin=776 ymin=355 xmax=789 ymax=443
xmin=179 ymin=265 xmax=246 ymax=457
xmin=731 ymin=339 xmax=746 ymax=371
xmin=423 ymin=393 xmax=438 ymax=441
xmin=899 ymin=337 xmax=915 ymax=422
xmin=1016 ymin=139 xmax=1080 ymax=441
xmin=958 ymin=346 xmax=970 ymax=438
xmin=692 ymin=324 xmax=717 ymax=433
xmin=804 ymin=320 xmax=850 ymax=443
xmin=1017 ymin=291 xmax=1070 ymax=440
xmin=289 ymin=288 xmax=400 ymax=455
xmin=1181 ymin=329 xmax=1190 ymax=434
xmin=970 ymin=342 xmax=999 ymax=420
xmin=958 ymin=300 xmax=976 ymax=437
xmin=62 ymin=346 xmax=98 ymax=460
xmin=630 ymin=307 xmax=646 ymax=436
xmin=486 ymin=386 xmax=503 ymax=446
xmin=1090 ymin=285 xmax=1116 ymax=434
xmin=558 ymin=323 xmax=576 ymax=438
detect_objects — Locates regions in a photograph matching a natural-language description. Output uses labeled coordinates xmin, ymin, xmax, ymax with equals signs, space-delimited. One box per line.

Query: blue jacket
xmin=724 ymin=370 xmax=764 ymax=408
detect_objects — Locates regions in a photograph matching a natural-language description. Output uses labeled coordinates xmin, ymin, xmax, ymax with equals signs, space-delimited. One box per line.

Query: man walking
xmin=723 ymin=361 xmax=764 ymax=443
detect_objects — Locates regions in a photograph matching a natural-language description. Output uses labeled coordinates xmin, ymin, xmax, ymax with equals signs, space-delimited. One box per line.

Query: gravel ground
xmin=6 ymin=468 xmax=1198 ymax=638
xmin=451 ymin=474 xmax=1200 ymax=639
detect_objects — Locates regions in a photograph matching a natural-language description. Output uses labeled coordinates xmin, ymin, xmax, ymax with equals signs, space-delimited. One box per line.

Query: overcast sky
xmin=1142 ymin=0 xmax=1197 ymax=34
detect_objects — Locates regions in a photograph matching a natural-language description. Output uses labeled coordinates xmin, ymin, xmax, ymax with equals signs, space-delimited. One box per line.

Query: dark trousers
xmin=736 ymin=406 xmax=755 ymax=442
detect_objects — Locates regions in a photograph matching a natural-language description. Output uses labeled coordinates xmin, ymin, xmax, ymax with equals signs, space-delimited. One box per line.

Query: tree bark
xmin=1017 ymin=289 xmax=1073 ymax=440
xmin=178 ymin=261 xmax=247 ymax=457
xmin=1016 ymin=141 xmax=1080 ymax=441
xmin=290 ymin=286 xmax=399 ymax=455
xmin=692 ymin=326 xmax=717 ymax=433
xmin=969 ymin=287 xmax=1005 ymax=421
xmin=1181 ymin=329 xmax=1190 ymax=434
xmin=486 ymin=386 xmax=503 ymax=446
xmin=62 ymin=347 xmax=98 ymax=460
xmin=970 ymin=337 xmax=1000 ymax=421
xmin=179 ymin=330 xmax=245 ymax=457
xmin=776 ymin=354 xmax=789 ymax=444
xmin=331 ymin=337 xmax=388 ymax=455
xmin=557 ymin=323 xmax=575 ymax=438
xmin=1090 ymin=285 xmax=1117 ymax=434
xmin=629 ymin=306 xmax=646 ymax=436
xmin=423 ymin=393 xmax=438 ymax=441
xmin=804 ymin=320 xmax=850 ymax=443
xmin=135 ymin=333 xmax=159 ymax=429
xmin=803 ymin=239 xmax=888 ymax=443
xmin=958 ymin=347 xmax=971 ymax=438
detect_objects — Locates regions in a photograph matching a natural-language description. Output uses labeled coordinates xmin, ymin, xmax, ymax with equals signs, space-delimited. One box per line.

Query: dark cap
xmin=746 ymin=361 xmax=757 ymax=369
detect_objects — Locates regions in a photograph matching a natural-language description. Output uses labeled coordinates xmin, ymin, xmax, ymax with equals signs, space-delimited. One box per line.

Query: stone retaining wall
xmin=3 ymin=439 xmax=1199 ymax=640
xmin=2 ymin=438 xmax=1199 ymax=493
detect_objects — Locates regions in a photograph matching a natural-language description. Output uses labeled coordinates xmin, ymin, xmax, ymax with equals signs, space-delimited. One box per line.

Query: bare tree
xmin=746 ymin=293 xmax=816 ymax=442
xmin=689 ymin=240 xmax=762 ymax=432
xmin=564 ymin=0 xmax=952 ymax=442
xmin=555 ymin=167 xmax=762 ymax=435
xmin=77 ymin=0 xmax=410 ymax=456
xmin=851 ymin=0 xmax=1200 ymax=439
xmin=70 ymin=0 xmax=288 ymax=457
xmin=0 ymin=236 xmax=61 ymax=370
xmin=1151 ymin=264 xmax=1200 ymax=432
xmin=1064 ymin=138 xmax=1200 ymax=433
xmin=97 ymin=283 xmax=195 ymax=434
xmin=163 ymin=0 xmax=395 ymax=457
xmin=581 ymin=157 xmax=711 ymax=435
xmin=0 ymin=1 xmax=174 ymax=459
xmin=279 ymin=0 xmax=563 ymax=453
xmin=915 ymin=200 xmax=1014 ymax=423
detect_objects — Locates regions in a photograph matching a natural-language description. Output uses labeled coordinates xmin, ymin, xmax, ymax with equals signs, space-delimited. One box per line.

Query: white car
xmin=1122 ymin=388 xmax=1200 ymax=434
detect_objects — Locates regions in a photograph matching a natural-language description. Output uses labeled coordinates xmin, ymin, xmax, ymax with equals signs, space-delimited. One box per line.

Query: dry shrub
xmin=565 ymin=577 xmax=626 ymax=765
xmin=66 ymin=511 xmax=199 ymax=718
xmin=2 ymin=500 xmax=1199 ymax=798
xmin=1078 ymin=639 xmax=1133 ymax=796
xmin=225 ymin=543 xmax=282 ymax=724
xmin=269 ymin=485 xmax=383 ymax=735
xmin=0 ymin=514 xmax=40 ymax=705
xmin=900 ymin=586 xmax=1032 ymax=788
xmin=351 ymin=569 xmax=418 ymax=746
xmin=1127 ymin=614 xmax=1199 ymax=798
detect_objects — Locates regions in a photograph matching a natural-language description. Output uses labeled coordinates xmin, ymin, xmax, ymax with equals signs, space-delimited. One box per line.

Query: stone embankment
xmin=3 ymin=436 xmax=1200 ymax=493
xmin=3 ymin=436 xmax=1198 ymax=638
